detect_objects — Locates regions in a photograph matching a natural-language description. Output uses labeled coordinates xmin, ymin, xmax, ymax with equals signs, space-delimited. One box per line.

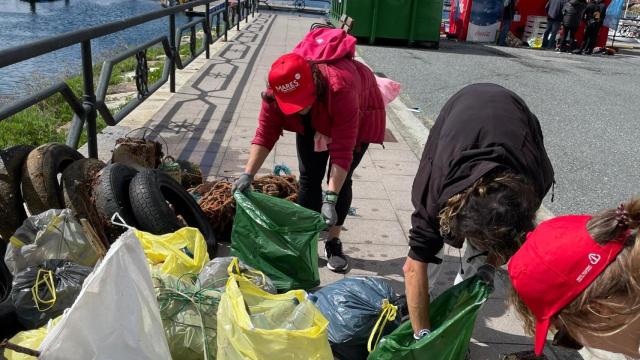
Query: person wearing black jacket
xmin=580 ymin=0 xmax=607 ymax=54
xmin=542 ymin=0 xmax=568 ymax=49
xmin=558 ymin=0 xmax=587 ymax=51
xmin=497 ymin=0 xmax=517 ymax=46
xmin=403 ymin=83 xmax=554 ymax=340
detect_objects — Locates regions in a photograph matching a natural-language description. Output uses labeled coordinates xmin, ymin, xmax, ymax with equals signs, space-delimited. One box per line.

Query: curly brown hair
xmin=510 ymin=197 xmax=640 ymax=345
xmin=438 ymin=171 xmax=540 ymax=262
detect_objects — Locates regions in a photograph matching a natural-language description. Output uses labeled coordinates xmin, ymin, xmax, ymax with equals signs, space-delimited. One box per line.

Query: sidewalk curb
xmin=354 ymin=55 xmax=430 ymax=157
xmin=387 ymin=98 xmax=429 ymax=156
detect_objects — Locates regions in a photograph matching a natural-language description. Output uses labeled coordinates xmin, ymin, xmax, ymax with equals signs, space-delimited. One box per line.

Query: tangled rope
xmin=192 ymin=175 xmax=299 ymax=240
xmin=252 ymin=175 xmax=298 ymax=201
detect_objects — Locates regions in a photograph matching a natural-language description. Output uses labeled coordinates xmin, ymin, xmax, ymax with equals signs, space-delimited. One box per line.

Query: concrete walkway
xmin=85 ymin=10 xmax=585 ymax=360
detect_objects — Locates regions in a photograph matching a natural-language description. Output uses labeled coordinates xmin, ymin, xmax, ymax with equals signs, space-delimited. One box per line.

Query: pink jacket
xmin=251 ymin=29 xmax=386 ymax=171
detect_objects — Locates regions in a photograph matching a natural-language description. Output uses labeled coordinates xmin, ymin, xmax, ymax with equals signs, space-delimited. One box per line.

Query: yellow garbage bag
xmin=216 ymin=260 xmax=333 ymax=360
xmin=528 ymin=36 xmax=543 ymax=49
xmin=136 ymin=227 xmax=209 ymax=278
xmin=4 ymin=317 xmax=60 ymax=360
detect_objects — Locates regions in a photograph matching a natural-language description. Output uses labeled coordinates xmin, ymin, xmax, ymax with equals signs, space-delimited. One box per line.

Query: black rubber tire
xmin=21 ymin=143 xmax=84 ymax=215
xmin=129 ymin=169 xmax=216 ymax=256
xmin=0 ymin=145 xmax=33 ymax=241
xmin=94 ymin=163 xmax=139 ymax=230
xmin=1 ymin=241 xmax=12 ymax=302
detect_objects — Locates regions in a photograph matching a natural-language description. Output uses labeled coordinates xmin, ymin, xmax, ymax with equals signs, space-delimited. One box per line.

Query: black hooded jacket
xmin=408 ymin=84 xmax=555 ymax=264
xmin=584 ymin=1 xmax=607 ymax=25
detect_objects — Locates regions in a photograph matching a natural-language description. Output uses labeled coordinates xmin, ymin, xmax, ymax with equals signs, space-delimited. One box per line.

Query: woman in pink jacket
xmin=233 ymin=29 xmax=386 ymax=272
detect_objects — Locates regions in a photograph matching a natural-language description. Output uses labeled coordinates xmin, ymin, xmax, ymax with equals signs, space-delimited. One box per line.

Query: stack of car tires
xmin=0 ymin=143 xmax=215 ymax=304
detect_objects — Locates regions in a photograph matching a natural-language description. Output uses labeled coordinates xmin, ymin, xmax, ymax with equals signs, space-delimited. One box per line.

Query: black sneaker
xmin=325 ymin=238 xmax=348 ymax=272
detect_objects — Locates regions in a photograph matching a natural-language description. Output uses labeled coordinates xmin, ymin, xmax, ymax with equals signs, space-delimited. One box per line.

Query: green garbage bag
xmin=230 ymin=191 xmax=325 ymax=291
xmin=368 ymin=276 xmax=491 ymax=360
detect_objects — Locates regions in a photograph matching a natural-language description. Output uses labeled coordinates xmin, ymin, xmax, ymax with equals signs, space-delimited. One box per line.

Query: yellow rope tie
xmin=227 ymin=257 xmax=242 ymax=275
xmin=367 ymin=299 xmax=398 ymax=353
xmin=31 ymin=269 xmax=57 ymax=312
xmin=226 ymin=258 xmax=269 ymax=290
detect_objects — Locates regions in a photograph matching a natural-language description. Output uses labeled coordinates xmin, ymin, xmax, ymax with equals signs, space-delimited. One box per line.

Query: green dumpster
xmin=331 ymin=0 xmax=443 ymax=47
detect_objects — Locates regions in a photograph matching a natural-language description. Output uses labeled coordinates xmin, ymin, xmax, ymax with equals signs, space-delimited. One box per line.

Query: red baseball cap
xmin=268 ymin=53 xmax=316 ymax=115
xmin=508 ymin=215 xmax=627 ymax=356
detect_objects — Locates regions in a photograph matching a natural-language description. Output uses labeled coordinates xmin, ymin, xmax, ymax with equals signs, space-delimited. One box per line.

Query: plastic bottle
xmin=250 ymin=298 xmax=297 ymax=330
xmin=283 ymin=298 xmax=315 ymax=330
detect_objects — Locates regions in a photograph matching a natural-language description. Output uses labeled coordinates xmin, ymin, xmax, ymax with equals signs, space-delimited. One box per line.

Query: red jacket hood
xmin=292 ymin=28 xmax=356 ymax=63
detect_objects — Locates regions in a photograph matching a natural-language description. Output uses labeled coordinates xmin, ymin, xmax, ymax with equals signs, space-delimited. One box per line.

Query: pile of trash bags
xmin=1 ymin=190 xmax=492 ymax=360
xmin=2 ymin=210 xmax=101 ymax=337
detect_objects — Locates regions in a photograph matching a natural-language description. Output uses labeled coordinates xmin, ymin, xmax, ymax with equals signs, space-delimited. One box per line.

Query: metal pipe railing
xmin=0 ymin=0 xmax=257 ymax=158
xmin=0 ymin=0 xmax=220 ymax=68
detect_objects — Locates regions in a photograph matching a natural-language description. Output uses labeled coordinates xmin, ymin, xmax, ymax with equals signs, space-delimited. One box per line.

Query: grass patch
xmin=0 ymin=28 xmax=213 ymax=149
xmin=0 ymin=45 xmax=169 ymax=149
xmin=178 ymin=33 xmax=206 ymax=64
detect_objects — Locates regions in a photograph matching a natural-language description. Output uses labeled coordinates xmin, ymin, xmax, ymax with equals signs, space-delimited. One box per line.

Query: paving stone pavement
xmin=81 ymin=10 xmax=587 ymax=360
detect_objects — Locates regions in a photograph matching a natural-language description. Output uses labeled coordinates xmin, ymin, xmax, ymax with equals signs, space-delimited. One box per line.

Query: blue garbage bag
xmin=314 ymin=277 xmax=404 ymax=360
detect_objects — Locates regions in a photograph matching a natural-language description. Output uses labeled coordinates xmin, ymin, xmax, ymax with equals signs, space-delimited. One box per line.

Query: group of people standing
xmin=542 ymin=0 xmax=608 ymax=54
xmin=235 ymin=26 xmax=639 ymax=358
xmin=498 ymin=0 xmax=608 ymax=55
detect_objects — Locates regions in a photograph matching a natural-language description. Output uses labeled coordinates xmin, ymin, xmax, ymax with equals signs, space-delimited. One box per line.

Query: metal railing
xmin=0 ymin=0 xmax=258 ymax=158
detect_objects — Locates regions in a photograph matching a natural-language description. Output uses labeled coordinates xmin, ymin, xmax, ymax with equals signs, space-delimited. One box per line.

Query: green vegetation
xmin=0 ymin=31 xmax=208 ymax=149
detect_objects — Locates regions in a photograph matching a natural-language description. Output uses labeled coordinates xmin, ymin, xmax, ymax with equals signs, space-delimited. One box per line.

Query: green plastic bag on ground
xmin=231 ymin=191 xmax=325 ymax=291
xmin=368 ymin=276 xmax=491 ymax=360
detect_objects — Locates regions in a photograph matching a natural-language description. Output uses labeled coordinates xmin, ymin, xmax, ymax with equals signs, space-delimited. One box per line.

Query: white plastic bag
xmin=38 ymin=229 xmax=171 ymax=360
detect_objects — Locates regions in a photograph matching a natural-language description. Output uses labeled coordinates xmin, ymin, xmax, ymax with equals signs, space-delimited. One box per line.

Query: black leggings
xmin=559 ymin=25 xmax=578 ymax=51
xmin=581 ymin=23 xmax=601 ymax=53
xmin=296 ymin=131 xmax=368 ymax=226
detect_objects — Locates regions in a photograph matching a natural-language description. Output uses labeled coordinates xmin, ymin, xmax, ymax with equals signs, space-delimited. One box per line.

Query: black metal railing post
xmin=80 ymin=40 xmax=98 ymax=158
xmin=236 ymin=3 xmax=240 ymax=30
xmin=216 ymin=12 xmax=221 ymax=38
xmin=189 ymin=25 xmax=196 ymax=58
xmin=205 ymin=3 xmax=211 ymax=59
xmin=169 ymin=14 xmax=176 ymax=93
xmin=224 ymin=0 xmax=229 ymax=41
